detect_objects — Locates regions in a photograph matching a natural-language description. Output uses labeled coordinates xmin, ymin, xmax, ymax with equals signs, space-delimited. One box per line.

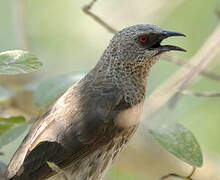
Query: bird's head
xmin=105 ymin=24 xmax=186 ymax=69
xmin=98 ymin=24 xmax=186 ymax=105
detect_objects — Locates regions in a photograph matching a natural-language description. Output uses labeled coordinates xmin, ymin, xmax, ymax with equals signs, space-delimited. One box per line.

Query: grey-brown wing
xmin=6 ymin=80 xmax=125 ymax=180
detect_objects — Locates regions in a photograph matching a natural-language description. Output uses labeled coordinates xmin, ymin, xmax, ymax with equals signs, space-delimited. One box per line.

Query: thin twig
xmin=215 ymin=9 xmax=220 ymax=20
xmin=163 ymin=54 xmax=220 ymax=81
xmin=160 ymin=173 xmax=192 ymax=180
xmin=160 ymin=167 xmax=196 ymax=180
xmin=187 ymin=167 xmax=196 ymax=178
xmin=82 ymin=0 xmax=117 ymax=34
xmin=181 ymin=90 xmax=220 ymax=97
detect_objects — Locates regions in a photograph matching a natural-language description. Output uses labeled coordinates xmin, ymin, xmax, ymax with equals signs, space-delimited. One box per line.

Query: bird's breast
xmin=48 ymin=125 xmax=138 ymax=180
xmin=114 ymin=102 xmax=144 ymax=128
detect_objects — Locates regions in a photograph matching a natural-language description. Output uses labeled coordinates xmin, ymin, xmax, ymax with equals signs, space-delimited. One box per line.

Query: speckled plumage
xmin=6 ymin=24 xmax=185 ymax=180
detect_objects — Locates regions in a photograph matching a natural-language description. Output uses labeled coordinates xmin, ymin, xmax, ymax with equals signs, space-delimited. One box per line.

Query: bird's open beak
xmin=151 ymin=30 xmax=186 ymax=55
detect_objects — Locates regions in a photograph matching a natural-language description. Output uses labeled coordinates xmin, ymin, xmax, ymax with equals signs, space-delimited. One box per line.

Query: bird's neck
xmin=111 ymin=63 xmax=150 ymax=105
xmin=94 ymin=57 xmax=158 ymax=105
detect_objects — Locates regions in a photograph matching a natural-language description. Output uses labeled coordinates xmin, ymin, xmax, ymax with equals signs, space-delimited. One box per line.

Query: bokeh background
xmin=0 ymin=0 xmax=220 ymax=179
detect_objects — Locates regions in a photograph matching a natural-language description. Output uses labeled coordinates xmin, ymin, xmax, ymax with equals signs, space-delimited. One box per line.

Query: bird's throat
xmin=113 ymin=65 xmax=149 ymax=106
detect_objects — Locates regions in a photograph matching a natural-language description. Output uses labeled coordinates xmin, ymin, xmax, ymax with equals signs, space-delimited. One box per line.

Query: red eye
xmin=139 ymin=35 xmax=148 ymax=43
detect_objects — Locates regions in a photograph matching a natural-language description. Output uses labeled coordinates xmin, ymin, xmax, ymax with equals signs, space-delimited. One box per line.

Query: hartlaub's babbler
xmin=6 ymin=24 xmax=185 ymax=180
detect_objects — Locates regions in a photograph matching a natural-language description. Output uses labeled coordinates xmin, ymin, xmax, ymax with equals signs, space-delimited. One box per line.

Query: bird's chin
xmin=160 ymin=45 xmax=186 ymax=53
xmin=153 ymin=45 xmax=186 ymax=57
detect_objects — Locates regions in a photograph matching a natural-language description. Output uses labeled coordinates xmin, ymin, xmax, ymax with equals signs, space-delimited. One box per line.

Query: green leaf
xmin=34 ymin=73 xmax=85 ymax=108
xmin=0 ymin=116 xmax=26 ymax=136
xmin=0 ymin=123 xmax=29 ymax=148
xmin=149 ymin=122 xmax=203 ymax=167
xmin=0 ymin=50 xmax=42 ymax=75
xmin=0 ymin=116 xmax=26 ymax=123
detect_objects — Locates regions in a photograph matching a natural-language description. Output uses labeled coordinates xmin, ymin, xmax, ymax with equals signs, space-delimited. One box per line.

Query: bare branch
xmin=82 ymin=1 xmax=220 ymax=92
xmin=160 ymin=167 xmax=196 ymax=180
xmin=163 ymin=54 xmax=220 ymax=81
xmin=181 ymin=90 xmax=220 ymax=97
xmin=82 ymin=0 xmax=117 ymax=34
xmin=82 ymin=1 xmax=220 ymax=84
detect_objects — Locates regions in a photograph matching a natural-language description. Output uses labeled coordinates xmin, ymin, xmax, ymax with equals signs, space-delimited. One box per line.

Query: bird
xmin=6 ymin=24 xmax=185 ymax=180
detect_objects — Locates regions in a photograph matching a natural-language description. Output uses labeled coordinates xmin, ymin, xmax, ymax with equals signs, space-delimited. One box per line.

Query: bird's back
xmin=6 ymin=72 xmax=137 ymax=180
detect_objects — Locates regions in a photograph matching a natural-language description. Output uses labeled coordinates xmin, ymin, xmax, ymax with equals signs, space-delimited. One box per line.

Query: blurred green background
xmin=0 ymin=0 xmax=220 ymax=179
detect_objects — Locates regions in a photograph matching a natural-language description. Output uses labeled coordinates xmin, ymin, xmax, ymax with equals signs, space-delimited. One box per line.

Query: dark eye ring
xmin=138 ymin=35 xmax=148 ymax=43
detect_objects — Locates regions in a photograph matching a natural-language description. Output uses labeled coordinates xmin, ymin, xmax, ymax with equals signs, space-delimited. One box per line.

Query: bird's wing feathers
xmin=7 ymin=79 xmax=124 ymax=180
